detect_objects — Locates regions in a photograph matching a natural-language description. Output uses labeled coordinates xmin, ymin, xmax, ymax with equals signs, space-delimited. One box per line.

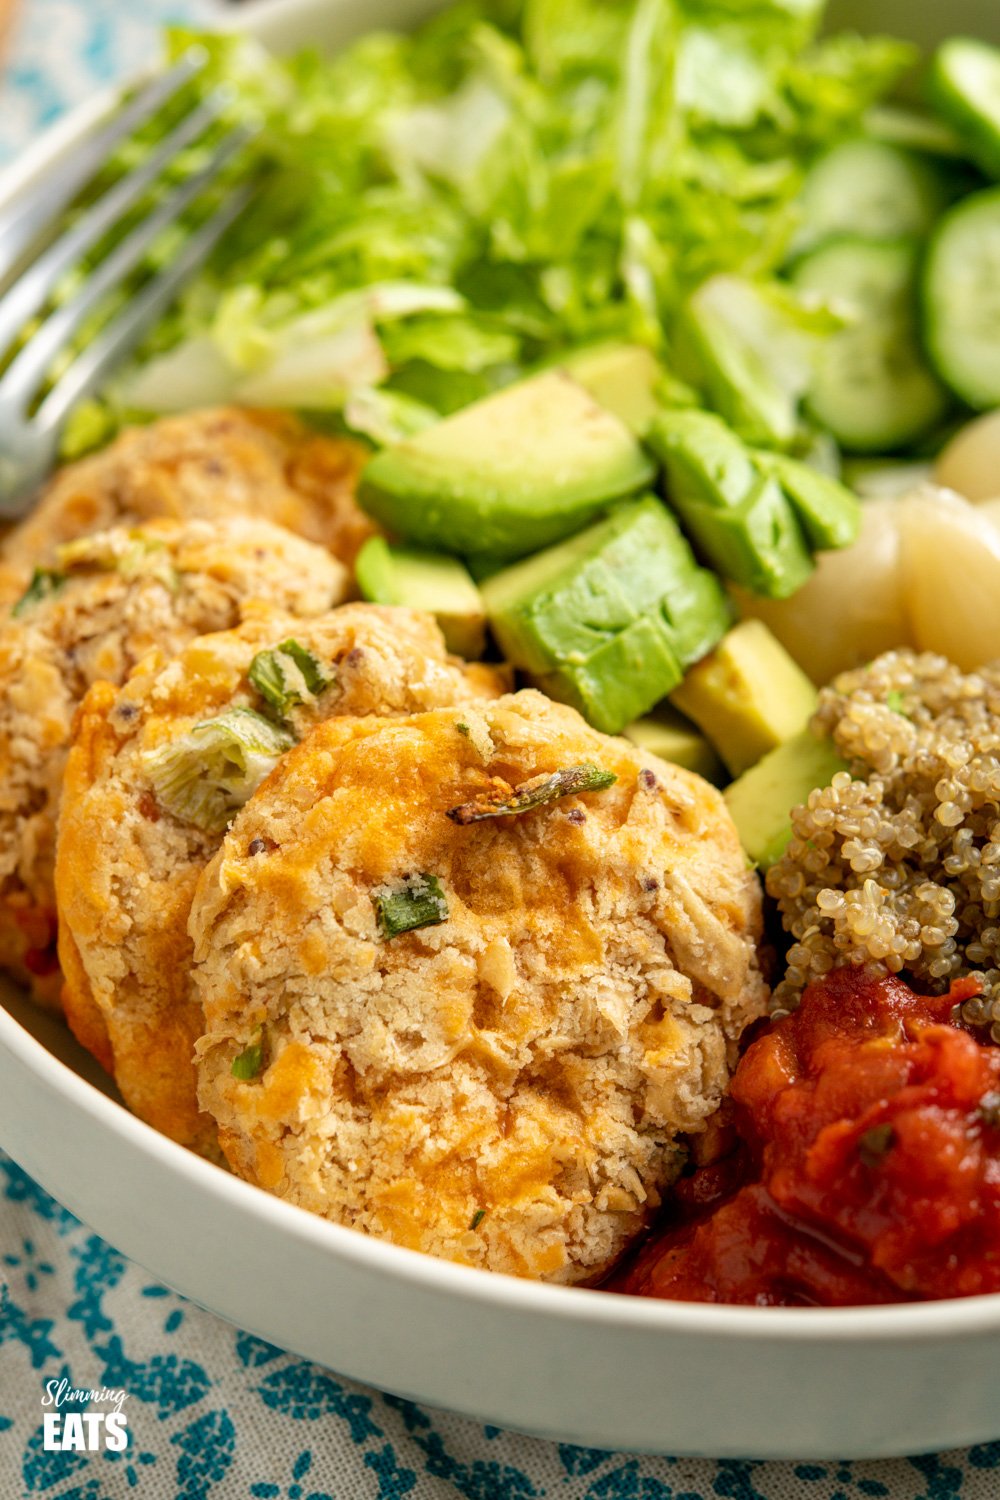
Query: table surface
xmin=2 ymin=2 xmax=1000 ymax=1496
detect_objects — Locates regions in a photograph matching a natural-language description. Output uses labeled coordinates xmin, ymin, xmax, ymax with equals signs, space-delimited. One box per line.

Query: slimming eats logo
xmin=41 ymin=1378 xmax=129 ymax=1452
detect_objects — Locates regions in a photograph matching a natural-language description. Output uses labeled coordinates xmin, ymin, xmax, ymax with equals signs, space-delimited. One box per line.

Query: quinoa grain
xmin=768 ymin=650 xmax=1000 ymax=1010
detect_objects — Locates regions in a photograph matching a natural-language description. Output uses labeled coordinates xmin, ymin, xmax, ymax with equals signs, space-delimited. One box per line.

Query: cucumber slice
xmin=924 ymin=188 xmax=1000 ymax=410
xmin=794 ymin=138 xmax=950 ymax=254
xmin=791 ymin=237 xmax=950 ymax=454
xmin=929 ymin=38 xmax=1000 ymax=181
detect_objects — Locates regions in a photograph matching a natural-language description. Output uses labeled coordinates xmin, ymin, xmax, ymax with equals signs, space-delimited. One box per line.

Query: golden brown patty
xmin=0 ymin=407 xmax=373 ymax=600
xmin=190 ymin=691 xmax=767 ymax=1282
xmin=55 ymin=605 xmax=508 ymax=1153
xmin=0 ymin=517 xmax=347 ymax=1009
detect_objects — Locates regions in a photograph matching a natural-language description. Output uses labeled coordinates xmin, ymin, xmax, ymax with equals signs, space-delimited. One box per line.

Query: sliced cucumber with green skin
xmin=929 ymin=38 xmax=1000 ymax=181
xmin=790 ymin=237 xmax=950 ymax=454
xmin=924 ymin=188 xmax=1000 ymax=410
xmin=794 ymin=138 xmax=950 ymax=255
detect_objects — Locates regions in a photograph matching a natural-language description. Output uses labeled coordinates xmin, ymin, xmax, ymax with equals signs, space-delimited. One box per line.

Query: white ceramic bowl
xmin=4 ymin=0 xmax=1000 ymax=1462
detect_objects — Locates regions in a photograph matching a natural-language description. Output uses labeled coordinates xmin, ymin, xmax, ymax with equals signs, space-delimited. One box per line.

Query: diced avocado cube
xmin=650 ymin=409 xmax=815 ymax=600
xmin=676 ymin=477 xmax=815 ymax=600
xmin=465 ymin=553 xmax=509 ymax=584
xmin=670 ymin=620 xmax=818 ymax=777
xmin=651 ymin=407 xmax=757 ymax=508
xmin=359 ymin=369 xmax=655 ymax=561
xmin=752 ymin=450 xmax=861 ymax=552
xmin=482 ymin=496 xmax=731 ymax=736
xmin=355 ymin=537 xmax=486 ymax=658
xmin=484 ymin=497 xmax=713 ymax=674
xmin=562 ymin=343 xmax=665 ymax=437
xmin=724 ymin=729 xmax=849 ymax=868
xmin=661 ymin=565 xmax=738 ymax=669
xmin=535 ymin=617 xmax=684 ymax=735
xmin=624 ymin=705 xmax=724 ymax=784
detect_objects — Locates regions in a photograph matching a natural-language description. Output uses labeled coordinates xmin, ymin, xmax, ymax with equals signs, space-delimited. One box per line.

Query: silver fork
xmin=0 ymin=50 xmax=257 ymax=516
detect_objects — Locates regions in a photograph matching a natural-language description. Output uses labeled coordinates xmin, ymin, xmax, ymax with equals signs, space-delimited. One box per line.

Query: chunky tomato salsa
xmin=616 ymin=967 xmax=1000 ymax=1306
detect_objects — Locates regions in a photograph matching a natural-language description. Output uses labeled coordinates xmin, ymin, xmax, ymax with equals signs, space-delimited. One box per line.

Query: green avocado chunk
xmin=670 ymin=619 xmax=818 ymax=777
xmin=562 ymin=342 xmax=665 ymax=437
xmin=623 ymin=705 xmax=724 ymax=784
xmin=464 ymin=553 xmax=508 ymax=584
xmin=724 ymin=729 xmax=849 ymax=869
xmin=649 ymin=409 xmax=818 ymax=599
xmin=355 ymin=536 xmax=486 ymax=658
xmin=359 ymin=369 xmax=655 ymax=561
xmin=675 ymin=287 xmax=796 ymax=449
xmin=751 ymin=450 xmax=862 ymax=552
xmin=482 ymin=496 xmax=731 ymax=736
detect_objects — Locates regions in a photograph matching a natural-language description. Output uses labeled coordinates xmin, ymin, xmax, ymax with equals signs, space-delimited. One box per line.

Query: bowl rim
xmin=6 ymin=995 xmax=1000 ymax=1341
xmin=4 ymin=0 xmax=1000 ymax=1352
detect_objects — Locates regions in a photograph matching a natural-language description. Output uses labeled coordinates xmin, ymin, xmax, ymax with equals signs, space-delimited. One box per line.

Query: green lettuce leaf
xmin=57 ymin=1 xmax=917 ymax=449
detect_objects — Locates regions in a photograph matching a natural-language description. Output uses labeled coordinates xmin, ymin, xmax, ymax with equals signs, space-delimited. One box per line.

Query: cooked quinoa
xmin=768 ymin=649 xmax=1000 ymax=1017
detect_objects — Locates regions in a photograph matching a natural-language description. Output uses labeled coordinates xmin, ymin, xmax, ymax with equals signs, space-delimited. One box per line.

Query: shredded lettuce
xmin=76 ymin=0 xmax=916 ymax=444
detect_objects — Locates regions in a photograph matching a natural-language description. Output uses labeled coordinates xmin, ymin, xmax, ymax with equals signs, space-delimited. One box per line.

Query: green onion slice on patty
xmin=447 ymin=764 xmax=617 ymax=825
xmin=249 ymin=639 xmax=332 ymax=718
xmin=231 ymin=1027 xmax=265 ymax=1081
xmin=143 ymin=708 xmax=295 ymax=833
xmin=373 ymin=874 xmax=450 ymax=939
xmin=12 ymin=568 xmax=66 ymax=617
xmin=57 ymin=532 xmax=179 ymax=590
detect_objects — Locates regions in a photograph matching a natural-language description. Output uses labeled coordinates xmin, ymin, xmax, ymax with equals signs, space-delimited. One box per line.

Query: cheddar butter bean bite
xmin=0 ymin=407 xmax=373 ymax=601
xmin=190 ymin=690 xmax=767 ymax=1282
xmin=0 ymin=516 xmax=346 ymax=1008
xmin=55 ymin=604 xmax=507 ymax=1154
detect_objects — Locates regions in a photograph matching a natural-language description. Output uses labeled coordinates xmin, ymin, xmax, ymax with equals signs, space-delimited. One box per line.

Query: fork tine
xmin=0 ymin=123 xmax=256 ymax=413
xmin=0 ymin=50 xmax=209 ymax=285
xmin=36 ymin=183 xmax=256 ymax=435
xmin=0 ymin=92 xmax=230 ymax=358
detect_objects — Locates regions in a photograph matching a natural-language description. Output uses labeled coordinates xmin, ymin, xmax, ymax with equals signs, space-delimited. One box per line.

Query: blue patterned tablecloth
xmin=3 ymin=4 xmax=1000 ymax=1497
xmin=0 ymin=0 xmax=213 ymax=162
xmin=4 ymin=1150 xmax=1000 ymax=1500
xmin=5 ymin=1146 xmax=1000 ymax=1500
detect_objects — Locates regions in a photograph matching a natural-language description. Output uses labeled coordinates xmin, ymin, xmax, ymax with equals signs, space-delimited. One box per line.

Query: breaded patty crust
xmin=55 ymin=605 xmax=507 ymax=1153
xmin=0 ymin=407 xmax=373 ymax=600
xmin=0 ymin=517 xmax=346 ymax=1007
xmin=190 ymin=691 xmax=767 ymax=1282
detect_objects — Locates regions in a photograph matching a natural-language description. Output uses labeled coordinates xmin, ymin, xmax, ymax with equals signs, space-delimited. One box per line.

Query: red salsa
xmin=616 ymin=966 xmax=1000 ymax=1306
